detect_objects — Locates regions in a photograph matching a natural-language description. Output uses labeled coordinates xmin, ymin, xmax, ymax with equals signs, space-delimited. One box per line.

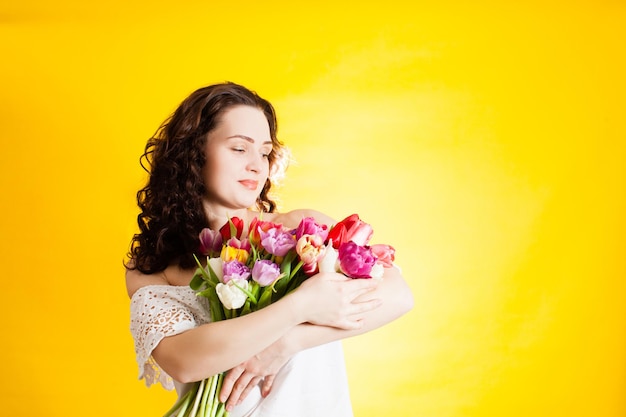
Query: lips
xmin=239 ymin=179 xmax=259 ymax=190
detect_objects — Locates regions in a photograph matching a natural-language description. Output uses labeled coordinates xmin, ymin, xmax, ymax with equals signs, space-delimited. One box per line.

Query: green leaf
xmin=228 ymin=217 xmax=237 ymax=238
xmin=257 ymin=286 xmax=274 ymax=309
xmin=281 ymin=250 xmax=298 ymax=266
xmin=271 ymin=277 xmax=287 ymax=300
xmin=193 ymin=254 xmax=212 ymax=280
xmin=289 ymin=260 xmax=303 ymax=280
xmin=205 ymin=261 xmax=221 ymax=287
xmin=189 ymin=270 xmax=206 ymax=291
xmin=200 ymin=287 xmax=224 ymax=322
xmin=240 ymin=299 xmax=252 ymax=316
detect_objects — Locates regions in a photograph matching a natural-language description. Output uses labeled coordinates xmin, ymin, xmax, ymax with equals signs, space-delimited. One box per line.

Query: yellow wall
xmin=1 ymin=1 xmax=625 ymax=416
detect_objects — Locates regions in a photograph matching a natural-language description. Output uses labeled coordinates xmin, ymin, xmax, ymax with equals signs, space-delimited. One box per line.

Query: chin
xmin=234 ymin=199 xmax=257 ymax=210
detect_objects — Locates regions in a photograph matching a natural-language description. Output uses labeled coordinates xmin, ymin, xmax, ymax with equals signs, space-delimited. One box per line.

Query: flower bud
xmin=338 ymin=241 xmax=375 ymax=278
xmin=251 ymin=260 xmax=281 ymax=286
xmin=317 ymin=241 xmax=339 ymax=274
xmin=199 ymin=228 xmax=222 ymax=256
xmin=216 ymin=279 xmax=249 ymax=309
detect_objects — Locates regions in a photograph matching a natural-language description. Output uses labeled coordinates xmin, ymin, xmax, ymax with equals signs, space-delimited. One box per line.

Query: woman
xmin=126 ymin=82 xmax=414 ymax=416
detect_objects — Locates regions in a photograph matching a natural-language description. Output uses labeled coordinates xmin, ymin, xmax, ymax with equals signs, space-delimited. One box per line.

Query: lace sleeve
xmin=129 ymin=285 xmax=211 ymax=390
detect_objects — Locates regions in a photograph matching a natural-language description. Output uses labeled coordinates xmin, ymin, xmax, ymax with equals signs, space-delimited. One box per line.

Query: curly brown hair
xmin=126 ymin=82 xmax=286 ymax=274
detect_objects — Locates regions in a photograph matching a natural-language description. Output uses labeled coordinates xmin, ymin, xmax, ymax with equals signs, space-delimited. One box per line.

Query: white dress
xmin=130 ymin=285 xmax=354 ymax=417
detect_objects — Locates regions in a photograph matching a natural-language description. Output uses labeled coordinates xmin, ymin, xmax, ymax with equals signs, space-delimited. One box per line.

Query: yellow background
xmin=1 ymin=1 xmax=625 ymax=416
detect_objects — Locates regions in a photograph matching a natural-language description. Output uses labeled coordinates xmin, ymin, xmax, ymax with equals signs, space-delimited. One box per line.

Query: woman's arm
xmin=285 ymin=264 xmax=413 ymax=351
xmin=220 ymin=264 xmax=413 ymax=409
xmin=127 ymin=269 xmax=382 ymax=384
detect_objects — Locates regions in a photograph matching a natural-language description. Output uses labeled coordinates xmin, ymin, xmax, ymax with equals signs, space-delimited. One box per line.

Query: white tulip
xmin=215 ymin=279 xmax=249 ymax=309
xmin=369 ymin=263 xmax=385 ymax=280
xmin=207 ymin=257 xmax=224 ymax=282
xmin=317 ymin=242 xmax=339 ymax=274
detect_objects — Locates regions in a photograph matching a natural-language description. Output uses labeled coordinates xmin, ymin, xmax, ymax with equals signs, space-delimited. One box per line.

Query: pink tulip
xmin=295 ymin=217 xmax=329 ymax=241
xmin=371 ymin=244 xmax=396 ymax=268
xmin=338 ymin=241 xmax=376 ymax=278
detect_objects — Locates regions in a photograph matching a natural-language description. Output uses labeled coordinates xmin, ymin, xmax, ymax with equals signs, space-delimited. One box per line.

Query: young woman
xmin=126 ymin=82 xmax=414 ymax=416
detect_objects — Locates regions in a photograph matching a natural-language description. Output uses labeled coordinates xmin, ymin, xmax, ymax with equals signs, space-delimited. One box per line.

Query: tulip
xmin=199 ymin=228 xmax=223 ymax=256
xmin=296 ymin=234 xmax=325 ymax=275
xmin=259 ymin=227 xmax=296 ymax=257
xmin=249 ymin=217 xmax=282 ymax=247
xmin=338 ymin=241 xmax=376 ymax=278
xmin=327 ymin=214 xmax=373 ymax=249
xmin=220 ymin=238 xmax=251 ymax=263
xmin=251 ymin=260 xmax=281 ymax=286
xmin=216 ymin=279 xmax=249 ymax=309
xmin=222 ymin=260 xmax=250 ymax=283
xmin=207 ymin=257 xmax=224 ymax=282
xmin=219 ymin=217 xmax=244 ymax=241
xmin=317 ymin=241 xmax=339 ymax=274
xmin=369 ymin=263 xmax=385 ymax=280
xmin=295 ymin=217 xmax=329 ymax=241
xmin=371 ymin=244 xmax=396 ymax=268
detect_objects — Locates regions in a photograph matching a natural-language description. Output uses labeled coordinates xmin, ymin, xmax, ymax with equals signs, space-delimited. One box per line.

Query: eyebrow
xmin=226 ymin=135 xmax=273 ymax=146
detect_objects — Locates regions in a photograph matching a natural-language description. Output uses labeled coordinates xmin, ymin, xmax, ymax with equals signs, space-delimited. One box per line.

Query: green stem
xmin=188 ymin=378 xmax=206 ymax=417
xmin=289 ymin=260 xmax=303 ymax=280
xmin=162 ymin=387 xmax=192 ymax=417
xmin=215 ymin=403 xmax=226 ymax=417
xmin=198 ymin=376 xmax=213 ymax=416
xmin=210 ymin=374 xmax=225 ymax=417
xmin=206 ymin=374 xmax=220 ymax=416
xmin=193 ymin=255 xmax=212 ymax=281
xmin=175 ymin=382 xmax=199 ymax=417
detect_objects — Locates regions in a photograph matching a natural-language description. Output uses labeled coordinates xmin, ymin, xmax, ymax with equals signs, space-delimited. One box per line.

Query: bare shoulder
xmin=270 ymin=208 xmax=336 ymax=229
xmin=125 ymin=267 xmax=168 ymax=298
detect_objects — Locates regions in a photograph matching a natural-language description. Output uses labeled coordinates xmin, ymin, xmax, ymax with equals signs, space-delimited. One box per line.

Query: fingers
xmin=332 ymin=297 xmax=383 ymax=330
xmin=219 ymin=366 xmax=244 ymax=403
xmin=345 ymin=277 xmax=379 ymax=296
xmin=261 ymin=374 xmax=275 ymax=397
xmin=237 ymin=376 xmax=263 ymax=405
xmin=221 ymin=367 xmax=264 ymax=412
xmin=352 ymin=297 xmax=383 ymax=313
xmin=344 ymin=279 xmax=382 ymax=314
xmin=225 ymin=373 xmax=258 ymax=411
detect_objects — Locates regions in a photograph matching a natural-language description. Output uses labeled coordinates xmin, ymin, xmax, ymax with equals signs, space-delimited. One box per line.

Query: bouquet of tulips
xmin=163 ymin=214 xmax=396 ymax=417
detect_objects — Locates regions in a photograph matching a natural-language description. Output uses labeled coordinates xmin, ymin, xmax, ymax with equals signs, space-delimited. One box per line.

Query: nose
xmin=246 ymin=152 xmax=263 ymax=173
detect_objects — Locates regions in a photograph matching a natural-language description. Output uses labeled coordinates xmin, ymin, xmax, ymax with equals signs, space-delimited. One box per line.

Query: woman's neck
xmin=204 ymin=206 xmax=256 ymax=232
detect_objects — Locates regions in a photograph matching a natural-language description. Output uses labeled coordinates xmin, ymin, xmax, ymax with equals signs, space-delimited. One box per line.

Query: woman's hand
xmin=218 ymin=273 xmax=382 ymax=411
xmin=219 ymin=337 xmax=292 ymax=411
xmin=291 ymin=272 xmax=382 ymax=330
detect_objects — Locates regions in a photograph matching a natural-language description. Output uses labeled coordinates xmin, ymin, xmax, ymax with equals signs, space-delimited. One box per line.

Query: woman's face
xmin=202 ymin=105 xmax=272 ymax=213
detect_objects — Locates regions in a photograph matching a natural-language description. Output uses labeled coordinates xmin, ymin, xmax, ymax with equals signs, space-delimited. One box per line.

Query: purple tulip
xmin=199 ymin=228 xmax=223 ymax=256
xmin=251 ymin=260 xmax=281 ymax=286
xmin=222 ymin=260 xmax=250 ymax=283
xmin=259 ymin=227 xmax=296 ymax=257
xmin=338 ymin=241 xmax=375 ymax=278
